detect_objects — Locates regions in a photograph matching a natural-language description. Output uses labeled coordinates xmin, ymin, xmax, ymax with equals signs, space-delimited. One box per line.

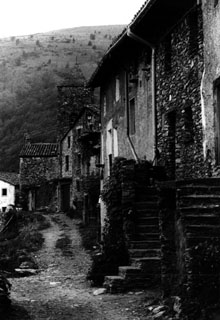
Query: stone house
xmin=19 ymin=142 xmax=59 ymax=211
xmin=71 ymin=105 xmax=100 ymax=224
xmin=0 ymin=172 xmax=19 ymax=212
xmin=88 ymin=0 xmax=220 ymax=311
xmin=58 ymin=129 xmax=74 ymax=212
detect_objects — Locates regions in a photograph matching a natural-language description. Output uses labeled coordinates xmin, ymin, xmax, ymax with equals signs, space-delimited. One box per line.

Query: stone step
xmin=131 ymin=257 xmax=161 ymax=271
xmin=104 ymin=275 xmax=125 ymax=293
xmin=177 ymin=186 xmax=220 ymax=196
xmin=179 ymin=195 xmax=220 ymax=207
xmin=136 ymin=209 xmax=159 ymax=218
xmin=129 ymin=248 xmax=161 ymax=258
xmin=186 ymin=224 xmax=220 ymax=236
xmin=136 ymin=217 xmax=159 ymax=224
xmin=184 ymin=214 xmax=220 ymax=225
xmin=135 ymin=232 xmax=160 ymax=241
xmin=129 ymin=240 xmax=161 ymax=249
xmin=179 ymin=204 xmax=220 ymax=215
xmin=135 ymin=201 xmax=159 ymax=210
xmin=136 ymin=225 xmax=159 ymax=234
xmin=118 ymin=266 xmax=141 ymax=277
xmin=186 ymin=235 xmax=220 ymax=247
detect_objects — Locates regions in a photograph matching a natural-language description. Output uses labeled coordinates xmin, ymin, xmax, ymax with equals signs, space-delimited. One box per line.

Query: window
xmin=115 ymin=77 xmax=120 ymax=102
xmin=184 ymin=106 xmax=194 ymax=144
xmin=164 ymin=35 xmax=172 ymax=72
xmin=214 ymin=80 xmax=220 ymax=164
xmin=109 ymin=154 xmax=113 ymax=175
xmin=65 ymin=155 xmax=69 ymax=171
xmin=188 ymin=10 xmax=198 ymax=56
xmin=67 ymin=136 xmax=71 ymax=148
xmin=76 ymin=180 xmax=80 ymax=192
xmin=214 ymin=0 xmax=219 ymax=7
xmin=2 ymin=188 xmax=7 ymax=196
xmin=77 ymin=128 xmax=82 ymax=137
xmin=129 ymin=98 xmax=136 ymax=135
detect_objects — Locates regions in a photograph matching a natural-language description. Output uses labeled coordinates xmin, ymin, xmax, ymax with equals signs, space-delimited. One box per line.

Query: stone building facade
xmin=156 ymin=5 xmax=204 ymax=180
xmin=88 ymin=0 xmax=220 ymax=311
xmin=71 ymin=106 xmax=100 ymax=224
xmin=19 ymin=142 xmax=59 ymax=211
xmin=58 ymin=129 xmax=73 ymax=212
xmin=202 ymin=0 xmax=220 ymax=176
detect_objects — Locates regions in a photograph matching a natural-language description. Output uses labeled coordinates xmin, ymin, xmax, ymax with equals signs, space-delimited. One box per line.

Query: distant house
xmin=58 ymin=128 xmax=74 ymax=212
xmin=19 ymin=142 xmax=59 ymax=211
xmin=0 ymin=172 xmax=19 ymax=212
xmin=58 ymin=105 xmax=100 ymax=223
xmin=71 ymin=105 xmax=100 ymax=224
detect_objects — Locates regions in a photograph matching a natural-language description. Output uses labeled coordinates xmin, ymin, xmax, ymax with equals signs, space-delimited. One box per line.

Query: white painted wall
xmin=0 ymin=180 xmax=15 ymax=212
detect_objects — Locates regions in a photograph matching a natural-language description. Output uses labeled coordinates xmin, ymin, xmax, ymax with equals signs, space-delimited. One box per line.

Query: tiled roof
xmin=20 ymin=143 xmax=59 ymax=157
xmin=0 ymin=172 xmax=19 ymax=186
xmin=88 ymin=0 xmax=153 ymax=87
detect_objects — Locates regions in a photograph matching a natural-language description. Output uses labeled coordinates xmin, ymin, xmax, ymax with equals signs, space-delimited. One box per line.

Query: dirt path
xmin=5 ymin=213 xmax=154 ymax=320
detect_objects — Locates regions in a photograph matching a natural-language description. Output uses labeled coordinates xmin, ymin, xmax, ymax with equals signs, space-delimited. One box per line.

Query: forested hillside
xmin=0 ymin=25 xmax=124 ymax=171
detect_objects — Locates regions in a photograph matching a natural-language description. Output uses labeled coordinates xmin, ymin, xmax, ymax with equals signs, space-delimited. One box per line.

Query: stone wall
xmin=61 ymin=130 xmax=73 ymax=178
xmin=20 ymin=156 xmax=59 ymax=186
xmin=156 ymin=5 xmax=205 ymax=180
xmin=202 ymin=0 xmax=220 ymax=175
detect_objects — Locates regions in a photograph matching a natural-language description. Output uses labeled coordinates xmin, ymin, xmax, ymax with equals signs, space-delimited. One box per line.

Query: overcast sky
xmin=0 ymin=0 xmax=145 ymax=38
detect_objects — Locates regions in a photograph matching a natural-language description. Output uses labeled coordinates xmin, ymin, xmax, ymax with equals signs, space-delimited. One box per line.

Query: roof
xmin=0 ymin=172 xmax=19 ymax=186
xmin=19 ymin=143 xmax=59 ymax=158
xmin=88 ymin=0 xmax=196 ymax=87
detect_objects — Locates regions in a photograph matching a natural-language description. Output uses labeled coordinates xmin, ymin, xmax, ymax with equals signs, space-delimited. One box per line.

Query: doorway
xmin=61 ymin=184 xmax=70 ymax=212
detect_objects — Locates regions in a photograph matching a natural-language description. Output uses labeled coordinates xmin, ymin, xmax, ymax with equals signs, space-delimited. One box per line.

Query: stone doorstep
xmin=131 ymin=257 xmax=161 ymax=270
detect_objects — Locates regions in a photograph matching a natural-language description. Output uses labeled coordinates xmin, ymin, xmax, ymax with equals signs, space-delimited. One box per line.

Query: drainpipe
xmin=125 ymin=71 xmax=139 ymax=162
xmin=126 ymin=28 xmax=157 ymax=164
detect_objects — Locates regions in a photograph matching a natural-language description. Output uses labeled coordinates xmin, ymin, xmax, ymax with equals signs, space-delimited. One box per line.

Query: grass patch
xmin=77 ymin=222 xmax=100 ymax=252
xmin=0 ymin=211 xmax=49 ymax=272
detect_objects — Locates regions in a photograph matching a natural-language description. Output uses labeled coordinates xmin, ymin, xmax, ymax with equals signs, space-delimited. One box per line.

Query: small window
xmin=109 ymin=154 xmax=113 ymax=175
xmin=115 ymin=77 xmax=120 ymax=102
xmin=2 ymin=207 xmax=6 ymax=212
xmin=77 ymin=128 xmax=81 ymax=137
xmin=129 ymin=98 xmax=136 ymax=135
xmin=65 ymin=155 xmax=69 ymax=171
xmin=214 ymin=0 xmax=219 ymax=7
xmin=67 ymin=136 xmax=71 ymax=148
xmin=2 ymin=188 xmax=7 ymax=196
xmin=184 ymin=106 xmax=194 ymax=143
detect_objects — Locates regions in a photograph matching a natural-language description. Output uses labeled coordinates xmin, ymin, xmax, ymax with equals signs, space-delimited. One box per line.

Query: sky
xmin=0 ymin=0 xmax=145 ymax=38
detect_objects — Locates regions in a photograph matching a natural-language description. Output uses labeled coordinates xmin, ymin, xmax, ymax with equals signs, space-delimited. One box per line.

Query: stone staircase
xmin=176 ymin=179 xmax=220 ymax=305
xmin=104 ymin=186 xmax=161 ymax=293
xmin=177 ymin=179 xmax=220 ymax=246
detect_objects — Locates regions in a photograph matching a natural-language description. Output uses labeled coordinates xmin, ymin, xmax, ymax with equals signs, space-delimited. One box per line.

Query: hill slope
xmin=0 ymin=25 xmax=124 ymax=172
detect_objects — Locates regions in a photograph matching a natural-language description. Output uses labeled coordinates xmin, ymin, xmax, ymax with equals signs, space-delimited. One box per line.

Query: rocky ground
xmin=2 ymin=213 xmax=160 ymax=320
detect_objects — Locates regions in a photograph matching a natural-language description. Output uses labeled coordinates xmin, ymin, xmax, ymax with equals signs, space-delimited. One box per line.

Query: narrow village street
xmin=5 ymin=213 xmax=155 ymax=320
